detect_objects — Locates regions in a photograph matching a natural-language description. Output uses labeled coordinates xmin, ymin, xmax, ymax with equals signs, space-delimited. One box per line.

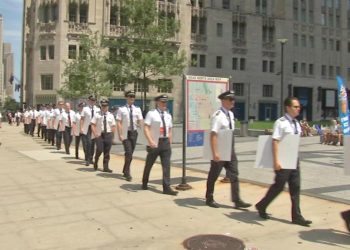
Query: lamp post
xmin=277 ymin=38 xmax=288 ymax=116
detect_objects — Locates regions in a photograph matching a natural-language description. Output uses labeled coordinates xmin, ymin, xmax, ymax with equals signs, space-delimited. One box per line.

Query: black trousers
xmin=82 ymin=126 xmax=95 ymax=163
xmin=95 ymin=133 xmax=113 ymax=169
xmin=256 ymin=164 xmax=302 ymax=221
xmin=75 ymin=134 xmax=85 ymax=158
xmin=30 ymin=119 xmax=36 ymax=136
xmin=205 ymin=136 xmax=240 ymax=202
xmin=56 ymin=129 xmax=63 ymax=150
xmin=37 ymin=123 xmax=41 ymax=136
xmin=24 ymin=123 xmax=29 ymax=134
xmin=122 ymin=130 xmax=138 ymax=176
xmin=142 ymin=138 xmax=172 ymax=191
xmin=41 ymin=125 xmax=47 ymax=140
xmin=63 ymin=126 xmax=72 ymax=154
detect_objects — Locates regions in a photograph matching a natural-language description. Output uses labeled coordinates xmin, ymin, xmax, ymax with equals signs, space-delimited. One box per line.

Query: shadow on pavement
xmin=224 ymin=211 xmax=263 ymax=226
xmin=149 ymin=176 xmax=206 ymax=185
xmin=120 ymin=183 xmax=143 ymax=192
xmin=299 ymin=228 xmax=350 ymax=246
xmin=97 ymin=173 xmax=124 ymax=180
xmin=50 ymin=151 xmax=66 ymax=154
xmin=76 ymin=167 xmax=97 ymax=172
xmin=173 ymin=197 xmax=206 ymax=209
xmin=62 ymin=156 xmax=77 ymax=160
xmin=66 ymin=160 xmax=86 ymax=165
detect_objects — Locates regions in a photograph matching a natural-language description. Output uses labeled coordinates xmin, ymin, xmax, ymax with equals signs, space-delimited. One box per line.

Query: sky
xmin=0 ymin=0 xmax=23 ymax=101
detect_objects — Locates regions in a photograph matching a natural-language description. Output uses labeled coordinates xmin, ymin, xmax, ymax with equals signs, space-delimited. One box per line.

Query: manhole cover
xmin=183 ymin=234 xmax=245 ymax=250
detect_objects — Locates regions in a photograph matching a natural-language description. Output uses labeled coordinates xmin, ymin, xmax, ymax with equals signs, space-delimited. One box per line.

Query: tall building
xmin=22 ymin=0 xmax=350 ymax=121
xmin=0 ymin=14 xmax=4 ymax=107
xmin=3 ymin=43 xmax=14 ymax=98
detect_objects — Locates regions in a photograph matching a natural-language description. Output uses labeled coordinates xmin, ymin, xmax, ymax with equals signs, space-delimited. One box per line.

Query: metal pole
xmin=176 ymin=75 xmax=192 ymax=190
xmin=280 ymin=42 xmax=284 ymax=117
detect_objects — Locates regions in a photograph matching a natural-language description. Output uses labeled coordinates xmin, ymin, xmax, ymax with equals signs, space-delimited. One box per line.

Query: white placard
xmin=344 ymin=136 xmax=350 ymax=175
xmin=203 ymin=130 xmax=233 ymax=161
xmin=119 ymin=114 xmax=129 ymax=142
xmin=254 ymin=134 xmax=300 ymax=169
xmin=150 ymin=121 xmax=161 ymax=147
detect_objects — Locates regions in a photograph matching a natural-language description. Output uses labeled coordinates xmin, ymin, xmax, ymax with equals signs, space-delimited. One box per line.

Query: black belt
xmin=159 ymin=137 xmax=168 ymax=141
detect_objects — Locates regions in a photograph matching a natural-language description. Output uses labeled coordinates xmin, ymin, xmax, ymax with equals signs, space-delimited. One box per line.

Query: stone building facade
xmin=22 ymin=0 xmax=350 ymax=121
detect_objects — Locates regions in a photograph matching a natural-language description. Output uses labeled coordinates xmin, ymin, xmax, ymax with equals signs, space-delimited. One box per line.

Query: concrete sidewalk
xmin=0 ymin=124 xmax=350 ymax=250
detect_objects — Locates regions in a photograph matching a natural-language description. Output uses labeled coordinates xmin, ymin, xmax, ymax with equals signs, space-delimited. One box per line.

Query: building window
xmin=199 ymin=54 xmax=206 ymax=67
xmin=134 ymin=82 xmax=148 ymax=92
xmin=329 ymin=66 xmax=334 ymax=78
xmin=199 ymin=17 xmax=207 ymax=35
xmin=216 ymin=56 xmax=222 ymax=68
xmin=41 ymin=75 xmax=53 ymax=90
xmin=48 ymin=45 xmax=54 ymax=60
xmin=233 ymin=83 xmax=244 ymax=96
xmin=223 ymin=0 xmax=230 ymax=9
xmin=262 ymin=60 xmax=268 ymax=72
xmin=269 ymin=61 xmax=274 ymax=73
xmin=256 ymin=0 xmax=267 ymax=15
xmin=309 ymin=36 xmax=314 ymax=48
xmin=293 ymin=62 xmax=298 ymax=74
xmin=232 ymin=57 xmax=238 ymax=70
xmin=301 ymin=34 xmax=307 ymax=47
xmin=217 ymin=23 xmax=223 ymax=37
xmin=322 ymin=38 xmax=327 ymax=50
xmin=68 ymin=2 xmax=77 ymax=22
xmin=157 ymin=79 xmax=173 ymax=93
xmin=110 ymin=4 xmax=118 ymax=25
xmin=262 ymin=84 xmax=273 ymax=97
xmin=240 ymin=58 xmax=246 ymax=70
xmin=336 ymin=15 xmax=341 ymax=28
xmin=191 ymin=16 xmax=198 ymax=34
xmin=309 ymin=64 xmax=314 ymax=75
xmin=68 ymin=45 xmax=77 ymax=59
xmin=80 ymin=2 xmax=89 ymax=23
xmin=336 ymin=66 xmax=341 ymax=76
xmin=336 ymin=40 xmax=341 ymax=51
xmin=191 ymin=54 xmax=198 ymax=67
xmin=348 ymin=41 xmax=350 ymax=52
xmin=347 ymin=68 xmax=350 ymax=80
xmin=322 ymin=65 xmax=327 ymax=77
xmin=40 ymin=46 xmax=46 ymax=60
xmin=329 ymin=39 xmax=334 ymax=50
xmin=113 ymin=81 xmax=125 ymax=91
xmin=301 ymin=63 xmax=306 ymax=76
xmin=293 ymin=33 xmax=298 ymax=46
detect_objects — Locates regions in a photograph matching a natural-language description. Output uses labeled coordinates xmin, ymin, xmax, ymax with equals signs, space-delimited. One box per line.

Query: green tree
xmin=2 ymin=97 xmax=19 ymax=112
xmin=107 ymin=0 xmax=186 ymax=111
xmin=59 ymin=32 xmax=113 ymax=100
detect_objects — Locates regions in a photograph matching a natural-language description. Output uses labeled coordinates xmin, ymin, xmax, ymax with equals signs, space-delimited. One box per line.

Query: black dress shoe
xmin=142 ymin=183 xmax=148 ymax=190
xmin=75 ymin=156 xmax=79 ymax=160
xmin=163 ymin=189 xmax=178 ymax=196
xmin=341 ymin=210 xmax=350 ymax=232
xmin=85 ymin=161 xmax=89 ymax=166
xmin=103 ymin=168 xmax=113 ymax=173
xmin=234 ymin=200 xmax=252 ymax=209
xmin=206 ymin=200 xmax=219 ymax=208
xmin=292 ymin=217 xmax=312 ymax=227
xmin=93 ymin=163 xmax=98 ymax=170
xmin=255 ymin=204 xmax=270 ymax=219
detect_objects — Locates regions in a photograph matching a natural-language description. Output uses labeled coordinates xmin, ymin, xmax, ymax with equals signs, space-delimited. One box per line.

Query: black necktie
xmin=292 ymin=120 xmax=298 ymax=134
xmin=129 ymin=105 xmax=134 ymax=130
xmin=68 ymin=112 xmax=71 ymax=127
xmin=228 ymin=112 xmax=232 ymax=129
xmin=91 ymin=106 xmax=94 ymax=118
xmin=160 ymin=111 xmax=166 ymax=137
xmin=103 ymin=113 xmax=107 ymax=133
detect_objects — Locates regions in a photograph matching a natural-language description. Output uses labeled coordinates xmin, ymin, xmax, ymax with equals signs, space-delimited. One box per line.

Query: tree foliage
xmin=2 ymin=97 xmax=19 ymax=112
xmin=59 ymin=32 xmax=113 ymax=100
xmin=107 ymin=0 xmax=186 ymax=110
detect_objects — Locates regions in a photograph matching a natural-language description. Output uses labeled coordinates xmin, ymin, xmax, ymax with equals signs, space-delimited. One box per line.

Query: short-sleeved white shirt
xmin=144 ymin=109 xmax=172 ymax=138
xmin=272 ymin=113 xmax=301 ymax=141
xmin=53 ymin=108 xmax=63 ymax=130
xmin=60 ymin=110 xmax=76 ymax=128
xmin=81 ymin=105 xmax=101 ymax=135
xmin=91 ymin=111 xmax=116 ymax=137
xmin=116 ymin=104 xmax=143 ymax=130
xmin=73 ymin=112 xmax=82 ymax=133
xmin=210 ymin=107 xmax=235 ymax=133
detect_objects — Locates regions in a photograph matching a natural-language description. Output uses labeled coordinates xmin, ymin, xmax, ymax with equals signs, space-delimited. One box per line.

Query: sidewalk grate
xmin=183 ymin=234 xmax=245 ymax=250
